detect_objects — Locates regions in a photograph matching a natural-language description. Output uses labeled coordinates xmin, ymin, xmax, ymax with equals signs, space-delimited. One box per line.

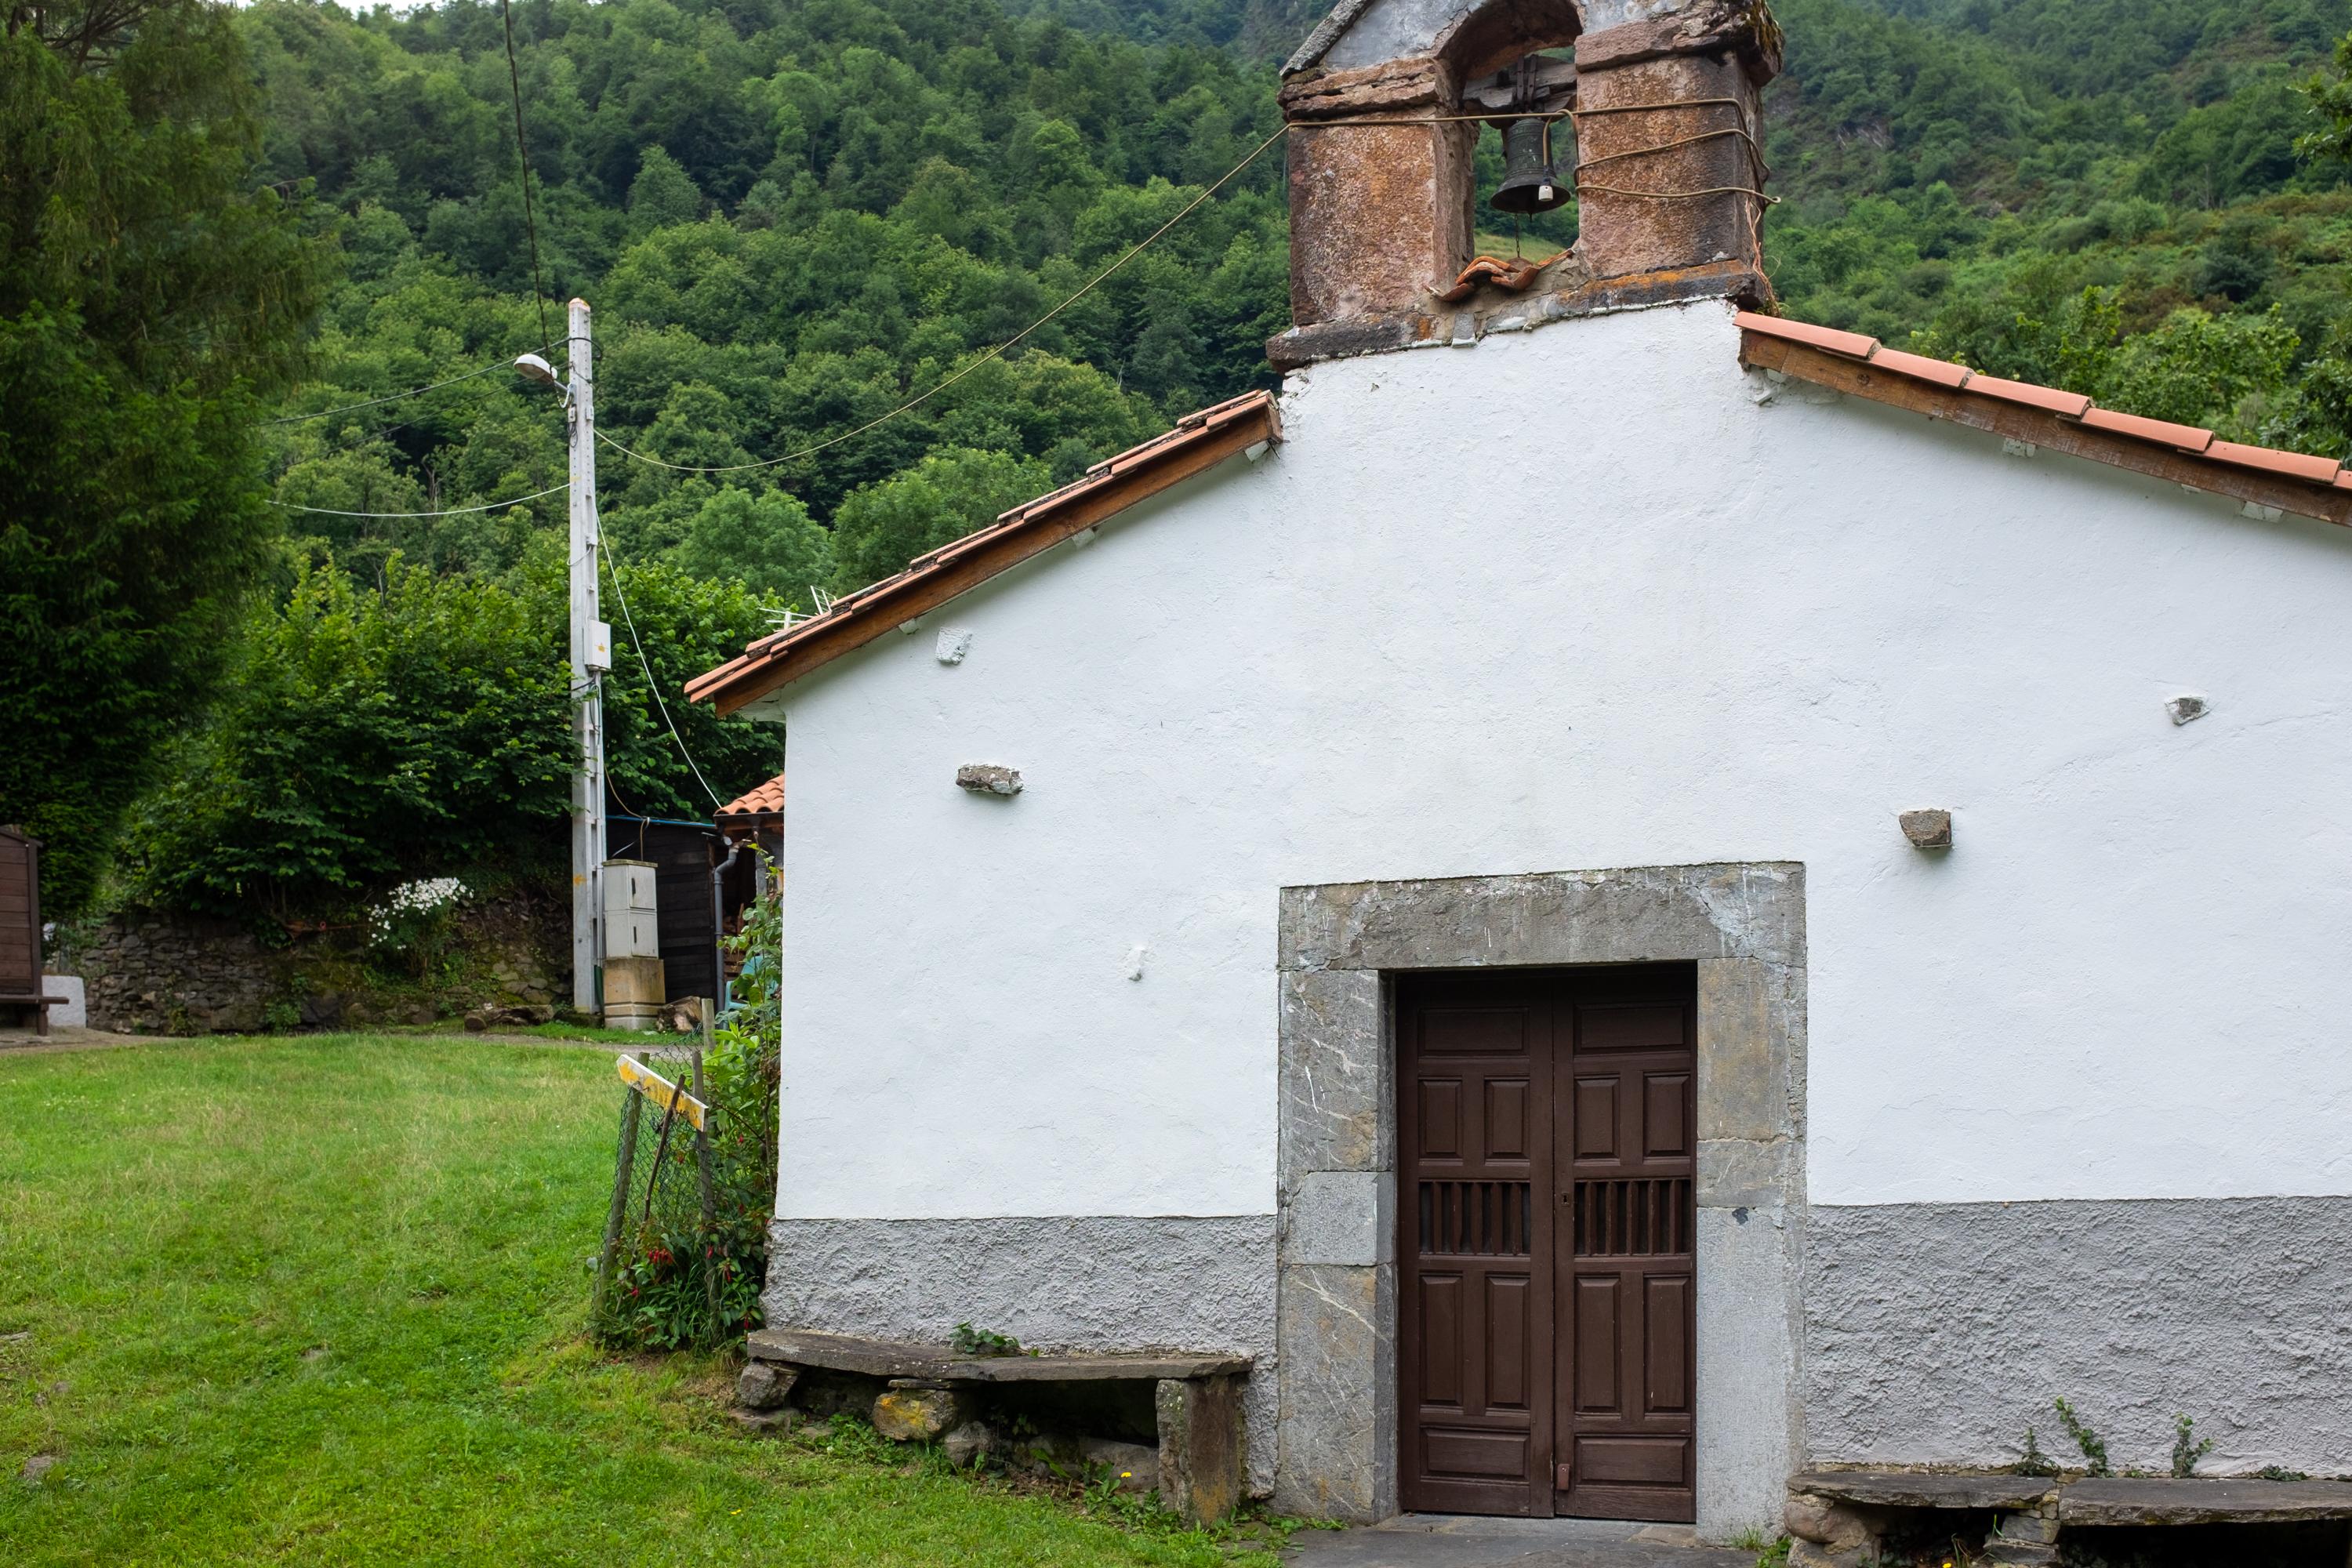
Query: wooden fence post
xmin=592 ymin=1051 xmax=644 ymax=1330
xmin=693 ymin=1000 xmax=721 ymax=1342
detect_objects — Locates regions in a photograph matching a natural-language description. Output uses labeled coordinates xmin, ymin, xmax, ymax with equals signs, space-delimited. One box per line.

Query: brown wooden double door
xmin=1396 ymin=964 xmax=1697 ymax=1522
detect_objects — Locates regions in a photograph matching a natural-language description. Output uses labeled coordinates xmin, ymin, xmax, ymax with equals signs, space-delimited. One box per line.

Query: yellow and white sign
xmin=616 ymin=1054 xmax=708 ymax=1131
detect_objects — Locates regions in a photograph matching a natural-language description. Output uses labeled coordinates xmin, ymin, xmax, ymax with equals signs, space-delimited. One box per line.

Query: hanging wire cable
xmin=601 ymin=551 xmax=725 ymax=810
xmin=269 ymin=483 xmax=569 ymax=519
xmin=594 ymin=123 xmax=1291 ymax=477
xmin=261 ymin=358 xmax=533 ymax=426
xmin=498 ymin=0 xmax=554 ymax=354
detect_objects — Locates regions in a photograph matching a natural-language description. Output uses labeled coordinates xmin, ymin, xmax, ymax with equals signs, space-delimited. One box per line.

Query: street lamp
xmin=513 ymin=351 xmax=565 ymax=394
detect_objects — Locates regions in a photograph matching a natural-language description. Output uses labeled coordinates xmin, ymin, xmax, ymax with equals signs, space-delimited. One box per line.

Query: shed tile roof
xmin=687 ymin=390 xmax=1282 ymax=715
xmin=717 ymin=772 xmax=784 ymax=824
xmin=1737 ymin=311 xmax=2352 ymax=527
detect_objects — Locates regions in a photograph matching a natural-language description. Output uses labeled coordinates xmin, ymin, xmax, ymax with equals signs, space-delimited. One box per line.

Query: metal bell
xmin=1490 ymin=118 xmax=1569 ymax=215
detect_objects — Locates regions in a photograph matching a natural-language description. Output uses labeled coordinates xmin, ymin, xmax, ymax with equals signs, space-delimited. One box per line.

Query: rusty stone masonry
xmin=1280 ymin=58 xmax=1473 ymax=327
xmin=1572 ymin=48 xmax=1766 ymax=283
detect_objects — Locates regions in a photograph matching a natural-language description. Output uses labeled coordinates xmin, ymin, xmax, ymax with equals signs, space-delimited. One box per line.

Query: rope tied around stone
xmin=1287 ymin=96 xmax=1775 ymax=210
xmin=1564 ymin=94 xmax=1776 ymax=264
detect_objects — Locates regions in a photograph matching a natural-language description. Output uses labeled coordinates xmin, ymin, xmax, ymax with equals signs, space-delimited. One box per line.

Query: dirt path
xmin=0 ymin=1028 xmax=165 ymax=1058
xmin=0 ymin=1028 xmax=630 ymax=1059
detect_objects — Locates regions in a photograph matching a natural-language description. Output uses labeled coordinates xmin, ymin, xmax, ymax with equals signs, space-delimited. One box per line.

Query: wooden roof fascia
xmin=1740 ymin=331 xmax=2352 ymax=530
xmin=694 ymin=396 xmax=1282 ymax=717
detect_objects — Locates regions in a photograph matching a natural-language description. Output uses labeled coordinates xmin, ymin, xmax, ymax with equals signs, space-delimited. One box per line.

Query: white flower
xmin=368 ymin=877 xmax=470 ymax=941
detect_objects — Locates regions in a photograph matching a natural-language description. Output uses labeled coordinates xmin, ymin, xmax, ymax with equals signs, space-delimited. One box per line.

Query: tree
xmin=829 ymin=447 xmax=1052 ymax=592
xmin=668 ymin=487 xmax=834 ymax=607
xmin=122 ymin=559 xmax=572 ymax=918
xmin=2296 ymin=31 xmax=2352 ymax=169
xmin=629 ymin=146 xmax=705 ymax=233
xmin=0 ymin=0 xmax=328 ymax=919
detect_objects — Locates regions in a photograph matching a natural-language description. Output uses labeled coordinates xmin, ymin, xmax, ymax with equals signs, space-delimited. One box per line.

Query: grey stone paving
xmin=1285 ymin=1515 xmax=1759 ymax=1568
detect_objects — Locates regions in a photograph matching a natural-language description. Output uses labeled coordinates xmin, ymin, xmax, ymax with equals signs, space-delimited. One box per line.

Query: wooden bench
xmin=1788 ymin=1469 xmax=2352 ymax=1566
xmin=743 ymin=1327 xmax=1251 ymax=1523
xmin=0 ymin=825 xmax=58 ymax=1036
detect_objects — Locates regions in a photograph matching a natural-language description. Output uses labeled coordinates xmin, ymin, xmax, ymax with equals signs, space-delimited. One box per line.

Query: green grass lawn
xmin=0 ymin=1036 xmax=1282 ymax=1566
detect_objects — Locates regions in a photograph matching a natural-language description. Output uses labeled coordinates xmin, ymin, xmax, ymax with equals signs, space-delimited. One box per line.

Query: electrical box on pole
xmin=568 ymin=298 xmax=607 ymax=1017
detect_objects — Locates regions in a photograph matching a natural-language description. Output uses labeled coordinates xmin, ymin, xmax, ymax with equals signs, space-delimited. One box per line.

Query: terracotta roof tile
xmin=1962 ymin=375 xmax=2093 ymax=419
xmin=1865 ymin=347 xmax=1973 ymax=390
xmin=2205 ymin=440 xmax=2343 ymax=486
xmin=2079 ymin=408 xmax=2215 ymax=454
xmin=717 ymin=772 xmax=785 ymax=821
xmin=1733 ymin=311 xmax=1879 ymax=361
xmin=1738 ymin=310 xmax=2352 ymax=525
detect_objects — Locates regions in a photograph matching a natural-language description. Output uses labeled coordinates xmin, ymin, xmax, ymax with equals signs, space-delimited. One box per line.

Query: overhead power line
xmin=601 ymin=553 xmax=724 ymax=810
xmin=498 ymin=0 xmax=554 ymax=354
xmin=594 ymin=123 xmax=1290 ymax=477
xmin=263 ymin=357 xmax=550 ymax=426
xmin=269 ymin=483 xmax=570 ymax=519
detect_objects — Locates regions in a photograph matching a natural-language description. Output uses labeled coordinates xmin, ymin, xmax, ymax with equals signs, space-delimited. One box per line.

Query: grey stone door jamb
xmin=1272 ymin=862 xmax=1807 ymax=1538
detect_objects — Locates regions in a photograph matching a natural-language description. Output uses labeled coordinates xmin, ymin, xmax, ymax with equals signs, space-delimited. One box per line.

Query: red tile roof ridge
xmin=1736 ymin=310 xmax=2347 ymax=490
xmin=2079 ymin=407 xmax=2215 ymax=453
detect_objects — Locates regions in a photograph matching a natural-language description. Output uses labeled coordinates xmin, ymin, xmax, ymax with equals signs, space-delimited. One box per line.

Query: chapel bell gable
xmin=1272 ymin=0 xmax=1783 ymax=369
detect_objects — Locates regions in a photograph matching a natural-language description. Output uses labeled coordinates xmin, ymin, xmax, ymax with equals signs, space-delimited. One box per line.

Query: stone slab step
xmin=744 ymin=1326 xmax=1252 ymax=1383
xmin=2060 ymin=1478 xmax=2352 ymax=1526
xmin=1788 ymin=1470 xmax=2059 ymax=1512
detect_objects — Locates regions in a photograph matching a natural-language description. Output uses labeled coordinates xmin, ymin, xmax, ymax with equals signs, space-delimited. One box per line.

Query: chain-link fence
xmin=590 ymin=1040 xmax=739 ymax=1348
xmin=591 ymin=859 xmax=781 ymax=1352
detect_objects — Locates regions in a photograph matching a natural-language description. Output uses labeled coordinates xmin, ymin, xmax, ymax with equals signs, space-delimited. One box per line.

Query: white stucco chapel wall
xmin=773 ymin=299 xmax=2352 ymax=1225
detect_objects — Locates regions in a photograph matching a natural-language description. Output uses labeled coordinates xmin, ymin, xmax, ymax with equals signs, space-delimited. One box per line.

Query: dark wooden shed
xmin=0 ymin=826 xmax=61 ymax=1035
xmin=607 ymin=805 xmax=723 ymax=1007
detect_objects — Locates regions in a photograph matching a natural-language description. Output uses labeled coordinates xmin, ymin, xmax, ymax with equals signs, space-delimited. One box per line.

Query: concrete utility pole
xmin=567 ymin=297 xmax=610 ymax=1017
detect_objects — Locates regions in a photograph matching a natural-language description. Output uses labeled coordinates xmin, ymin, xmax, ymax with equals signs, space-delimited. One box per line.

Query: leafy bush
xmin=599 ymin=858 xmax=781 ymax=1351
xmin=122 ymin=553 xmax=782 ymax=921
xmin=122 ymin=559 xmax=570 ymax=920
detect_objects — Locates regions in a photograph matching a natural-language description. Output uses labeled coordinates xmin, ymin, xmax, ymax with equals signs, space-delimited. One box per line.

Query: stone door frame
xmin=1272 ymin=863 xmax=1808 ymax=1538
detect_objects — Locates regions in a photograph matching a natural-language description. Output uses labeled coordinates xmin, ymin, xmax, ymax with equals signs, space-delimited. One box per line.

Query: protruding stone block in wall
xmin=1156 ymin=1374 xmax=1245 ymax=1524
xmin=1900 ymin=809 xmax=1954 ymax=850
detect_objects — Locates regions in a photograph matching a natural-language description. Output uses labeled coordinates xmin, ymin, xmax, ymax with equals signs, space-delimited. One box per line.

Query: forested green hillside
xmin=1764 ymin=0 xmax=2352 ymax=441
xmin=24 ymin=0 xmax=2352 ymax=923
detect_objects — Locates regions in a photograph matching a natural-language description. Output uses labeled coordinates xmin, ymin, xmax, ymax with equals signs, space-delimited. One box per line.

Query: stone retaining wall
xmin=70 ymin=883 xmax=568 ymax=1035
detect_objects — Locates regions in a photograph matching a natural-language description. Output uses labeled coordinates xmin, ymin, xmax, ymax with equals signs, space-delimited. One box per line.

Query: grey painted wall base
xmin=1276 ymin=864 xmax=1808 ymax=1539
xmin=1807 ymin=1197 xmax=2352 ymax=1477
xmin=765 ymin=1215 xmax=1278 ymax=1494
